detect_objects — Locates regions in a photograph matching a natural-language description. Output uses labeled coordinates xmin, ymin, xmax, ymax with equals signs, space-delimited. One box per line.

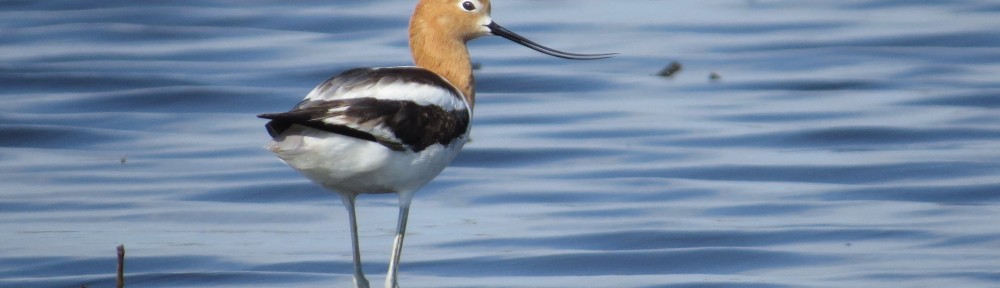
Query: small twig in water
xmin=116 ymin=245 xmax=125 ymax=288
xmin=657 ymin=61 xmax=683 ymax=78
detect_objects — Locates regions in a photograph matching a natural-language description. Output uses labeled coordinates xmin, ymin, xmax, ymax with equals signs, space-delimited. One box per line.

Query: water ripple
xmin=0 ymin=71 xmax=197 ymax=94
xmin=12 ymin=86 xmax=280 ymax=113
xmin=575 ymin=161 xmax=999 ymax=184
xmin=0 ymin=124 xmax=135 ymax=148
xmin=818 ymin=182 xmax=1000 ymax=204
xmin=477 ymin=73 xmax=617 ymax=94
xmin=905 ymin=91 xmax=1000 ymax=108
xmin=437 ymin=228 xmax=932 ymax=251
xmin=407 ymin=248 xmax=838 ymax=276
xmin=666 ymin=126 xmax=1000 ymax=148
xmin=641 ymin=21 xmax=850 ymax=34
xmin=723 ymin=30 xmax=1000 ymax=52
xmin=452 ymin=147 xmax=623 ymax=168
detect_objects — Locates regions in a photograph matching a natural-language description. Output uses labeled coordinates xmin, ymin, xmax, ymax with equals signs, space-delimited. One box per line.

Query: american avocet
xmin=258 ymin=1 xmax=612 ymax=287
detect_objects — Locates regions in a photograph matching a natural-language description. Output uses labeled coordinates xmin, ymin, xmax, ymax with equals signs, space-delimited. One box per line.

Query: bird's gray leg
xmin=385 ymin=190 xmax=414 ymax=288
xmin=342 ymin=194 xmax=370 ymax=288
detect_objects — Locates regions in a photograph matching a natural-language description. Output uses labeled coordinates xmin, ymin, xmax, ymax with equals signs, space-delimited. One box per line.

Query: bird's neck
xmin=409 ymin=20 xmax=476 ymax=109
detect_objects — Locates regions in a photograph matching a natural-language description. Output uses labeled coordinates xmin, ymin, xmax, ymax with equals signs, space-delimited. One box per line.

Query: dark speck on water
xmin=657 ymin=61 xmax=684 ymax=78
xmin=709 ymin=72 xmax=722 ymax=82
xmin=2 ymin=1 xmax=999 ymax=287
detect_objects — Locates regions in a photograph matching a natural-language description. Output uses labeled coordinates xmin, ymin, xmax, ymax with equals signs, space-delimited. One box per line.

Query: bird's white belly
xmin=266 ymin=126 xmax=465 ymax=196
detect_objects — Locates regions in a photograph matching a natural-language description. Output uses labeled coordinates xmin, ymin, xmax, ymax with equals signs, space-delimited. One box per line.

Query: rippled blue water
xmin=2 ymin=1 xmax=999 ymax=287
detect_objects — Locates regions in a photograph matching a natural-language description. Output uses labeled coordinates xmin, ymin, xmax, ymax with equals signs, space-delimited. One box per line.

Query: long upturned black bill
xmin=487 ymin=21 xmax=615 ymax=60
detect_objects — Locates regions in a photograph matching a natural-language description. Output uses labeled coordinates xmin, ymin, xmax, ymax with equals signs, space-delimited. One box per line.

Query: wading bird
xmin=258 ymin=1 xmax=612 ymax=287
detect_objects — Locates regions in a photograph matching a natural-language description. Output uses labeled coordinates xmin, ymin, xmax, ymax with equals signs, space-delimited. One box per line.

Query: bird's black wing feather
xmin=258 ymin=98 xmax=468 ymax=152
xmin=258 ymin=67 xmax=469 ymax=152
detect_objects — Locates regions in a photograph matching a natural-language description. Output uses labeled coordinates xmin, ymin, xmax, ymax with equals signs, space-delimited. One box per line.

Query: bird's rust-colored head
xmin=411 ymin=0 xmax=493 ymax=44
xmin=409 ymin=0 xmax=614 ymax=108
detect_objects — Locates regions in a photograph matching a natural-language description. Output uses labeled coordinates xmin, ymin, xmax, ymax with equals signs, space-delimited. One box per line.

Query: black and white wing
xmin=258 ymin=67 xmax=471 ymax=152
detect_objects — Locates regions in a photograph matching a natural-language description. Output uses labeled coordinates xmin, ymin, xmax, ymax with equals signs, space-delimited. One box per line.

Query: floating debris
xmin=709 ymin=71 xmax=721 ymax=82
xmin=117 ymin=245 xmax=125 ymax=288
xmin=657 ymin=61 xmax=683 ymax=78
xmin=472 ymin=62 xmax=482 ymax=70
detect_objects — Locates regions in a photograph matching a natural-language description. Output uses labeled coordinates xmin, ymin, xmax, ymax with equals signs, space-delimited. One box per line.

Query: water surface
xmin=2 ymin=1 xmax=999 ymax=287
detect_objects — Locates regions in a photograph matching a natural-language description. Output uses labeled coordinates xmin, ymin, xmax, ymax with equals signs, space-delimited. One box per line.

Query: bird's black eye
xmin=462 ymin=1 xmax=476 ymax=11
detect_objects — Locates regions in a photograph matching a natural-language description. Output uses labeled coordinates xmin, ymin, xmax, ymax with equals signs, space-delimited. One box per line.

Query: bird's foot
xmin=353 ymin=275 xmax=370 ymax=288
